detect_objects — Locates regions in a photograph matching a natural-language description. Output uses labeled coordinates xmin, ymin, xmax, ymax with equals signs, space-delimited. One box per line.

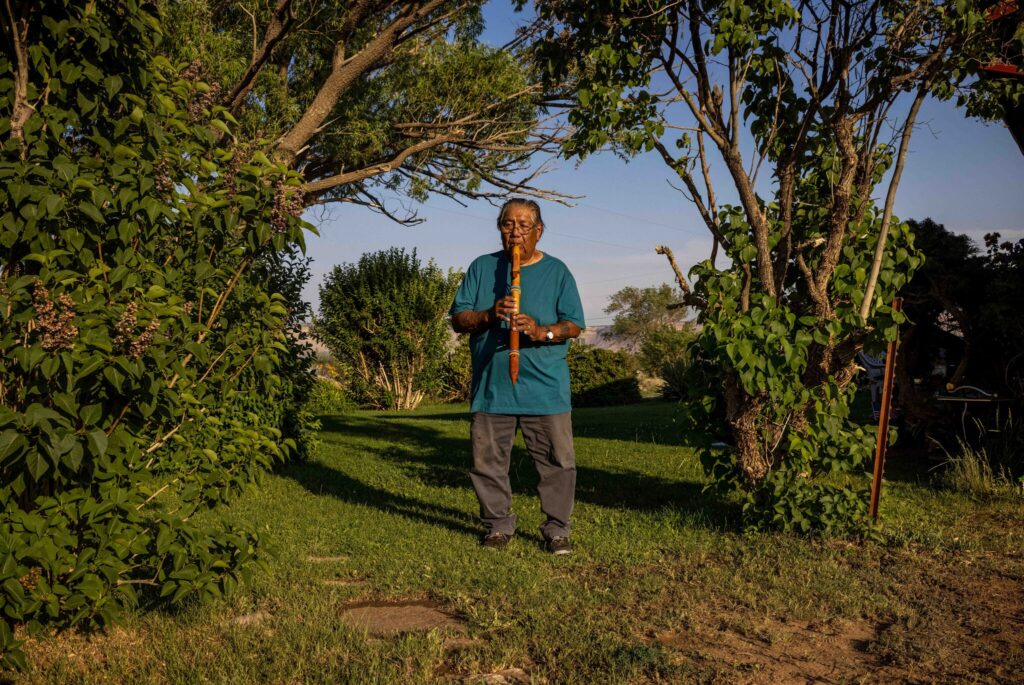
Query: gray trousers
xmin=470 ymin=412 xmax=576 ymax=539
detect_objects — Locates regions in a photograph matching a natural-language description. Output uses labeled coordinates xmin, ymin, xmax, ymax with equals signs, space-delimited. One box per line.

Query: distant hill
xmin=578 ymin=325 xmax=630 ymax=351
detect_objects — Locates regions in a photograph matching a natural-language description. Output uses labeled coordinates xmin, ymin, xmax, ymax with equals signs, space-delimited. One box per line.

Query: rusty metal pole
xmin=869 ymin=297 xmax=903 ymax=521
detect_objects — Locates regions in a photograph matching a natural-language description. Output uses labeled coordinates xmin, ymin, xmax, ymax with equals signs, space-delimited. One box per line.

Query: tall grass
xmin=938 ymin=412 xmax=1024 ymax=497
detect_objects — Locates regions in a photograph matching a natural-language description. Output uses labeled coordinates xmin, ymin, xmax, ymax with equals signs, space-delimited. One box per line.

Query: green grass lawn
xmin=19 ymin=402 xmax=1024 ymax=684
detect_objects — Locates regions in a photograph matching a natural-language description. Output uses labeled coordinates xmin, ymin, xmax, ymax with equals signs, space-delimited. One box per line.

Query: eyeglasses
xmin=499 ymin=220 xmax=537 ymax=234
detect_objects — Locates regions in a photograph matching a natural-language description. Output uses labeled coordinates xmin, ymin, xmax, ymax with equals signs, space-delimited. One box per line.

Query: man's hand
xmin=511 ymin=312 xmax=541 ymax=341
xmin=493 ymin=295 xmax=517 ymax=323
xmin=452 ymin=295 xmax=518 ymax=334
xmin=512 ymin=314 xmax=582 ymax=343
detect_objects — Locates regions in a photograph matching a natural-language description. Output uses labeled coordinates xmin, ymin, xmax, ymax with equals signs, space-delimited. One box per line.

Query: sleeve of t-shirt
xmin=449 ymin=258 xmax=479 ymax=316
xmin=556 ymin=267 xmax=586 ymax=329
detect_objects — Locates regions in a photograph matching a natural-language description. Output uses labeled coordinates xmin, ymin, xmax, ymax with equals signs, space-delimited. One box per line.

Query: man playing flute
xmin=449 ymin=199 xmax=585 ymax=555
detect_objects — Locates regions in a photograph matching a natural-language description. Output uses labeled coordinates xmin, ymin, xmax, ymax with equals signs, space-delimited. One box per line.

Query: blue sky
xmin=299 ymin=3 xmax=1024 ymax=327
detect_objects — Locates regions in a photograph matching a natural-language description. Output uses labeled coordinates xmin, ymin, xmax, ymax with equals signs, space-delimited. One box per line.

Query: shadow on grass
xmin=378 ymin=401 xmax=708 ymax=447
xmin=298 ymin=410 xmax=741 ymax=534
xmin=283 ymin=458 xmax=481 ymax=537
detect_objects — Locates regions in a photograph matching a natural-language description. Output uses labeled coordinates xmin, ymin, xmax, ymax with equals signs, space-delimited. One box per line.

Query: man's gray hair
xmin=497 ymin=198 xmax=543 ymax=228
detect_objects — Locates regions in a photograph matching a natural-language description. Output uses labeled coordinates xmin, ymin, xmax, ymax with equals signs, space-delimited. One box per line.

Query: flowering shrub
xmin=0 ymin=2 xmax=312 ymax=668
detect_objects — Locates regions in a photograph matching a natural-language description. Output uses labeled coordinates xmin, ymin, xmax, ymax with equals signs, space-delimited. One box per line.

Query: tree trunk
xmin=724 ymin=374 xmax=769 ymax=485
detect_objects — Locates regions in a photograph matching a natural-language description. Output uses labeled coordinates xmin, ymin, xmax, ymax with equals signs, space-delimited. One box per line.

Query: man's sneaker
xmin=546 ymin=536 xmax=572 ymax=556
xmin=482 ymin=532 xmax=511 ymax=550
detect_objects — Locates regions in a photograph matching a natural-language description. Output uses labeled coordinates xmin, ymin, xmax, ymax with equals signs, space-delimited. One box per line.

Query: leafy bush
xmin=305 ymin=378 xmax=357 ymax=416
xmin=636 ymin=327 xmax=693 ymax=375
xmin=313 ymin=249 xmax=462 ymax=410
xmin=568 ymin=342 xmax=642 ymax=407
xmin=439 ymin=333 xmax=473 ymax=403
xmin=0 ymin=2 xmax=310 ymax=669
xmin=636 ymin=327 xmax=697 ymax=399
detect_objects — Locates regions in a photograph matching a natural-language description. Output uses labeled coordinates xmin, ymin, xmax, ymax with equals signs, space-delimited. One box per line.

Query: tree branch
xmin=656 ymin=245 xmax=706 ymax=309
xmin=4 ymin=0 xmax=31 ymax=159
xmin=226 ymin=0 xmax=296 ymax=114
xmin=273 ymin=0 xmax=458 ymax=162
xmin=301 ymin=133 xmax=459 ymax=196
xmin=859 ymin=83 xmax=927 ymax=321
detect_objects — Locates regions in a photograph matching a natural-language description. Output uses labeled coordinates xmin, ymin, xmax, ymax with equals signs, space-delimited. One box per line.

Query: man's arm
xmin=451 ymin=307 xmax=496 ymax=334
xmin=453 ymin=295 xmax=519 ymax=334
xmin=537 ymin=320 xmax=581 ymax=343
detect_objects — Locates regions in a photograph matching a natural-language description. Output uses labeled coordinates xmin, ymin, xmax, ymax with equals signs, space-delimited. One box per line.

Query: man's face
xmin=499 ymin=205 xmax=543 ymax=262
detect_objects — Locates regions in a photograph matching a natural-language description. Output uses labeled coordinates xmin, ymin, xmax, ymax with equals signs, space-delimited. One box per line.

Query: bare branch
xmin=301 ymin=134 xmax=459 ymax=196
xmin=859 ymin=83 xmax=928 ymax=321
xmin=652 ymin=139 xmax=730 ymax=249
xmin=656 ymin=244 xmax=706 ymax=310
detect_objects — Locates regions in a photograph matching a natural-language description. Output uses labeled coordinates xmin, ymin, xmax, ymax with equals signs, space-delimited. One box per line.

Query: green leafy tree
xmin=604 ymin=282 xmax=695 ymax=386
xmin=0 ymin=1 xmax=311 ymax=668
xmin=638 ymin=327 xmax=698 ymax=398
xmin=526 ymin=0 xmax=1024 ymax=533
xmin=314 ymin=249 xmax=462 ymax=410
xmin=605 ymin=283 xmax=689 ymax=348
xmin=439 ymin=333 xmax=473 ymax=403
xmin=154 ymin=0 xmax=570 ymax=221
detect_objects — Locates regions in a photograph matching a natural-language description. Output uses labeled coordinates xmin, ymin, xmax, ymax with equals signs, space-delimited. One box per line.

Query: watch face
xmin=546 ymin=329 xmax=554 ymax=340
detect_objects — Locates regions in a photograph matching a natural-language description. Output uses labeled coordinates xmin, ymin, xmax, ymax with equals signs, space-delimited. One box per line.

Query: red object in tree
xmin=981 ymin=61 xmax=1024 ymax=78
xmin=984 ymin=0 xmax=1018 ymax=21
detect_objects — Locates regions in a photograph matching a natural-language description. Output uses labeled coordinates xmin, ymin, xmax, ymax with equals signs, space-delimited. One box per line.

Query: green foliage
xmin=0 ymin=1 xmax=311 ymax=669
xmin=313 ymin=249 xmax=462 ymax=410
xmin=439 ymin=333 xmax=473 ymax=403
xmin=637 ymin=327 xmax=697 ymax=398
xmin=155 ymin=1 xmax=545 ymax=211
xmin=605 ymin=283 xmax=687 ymax=348
xmin=523 ymin=0 xmax=978 ymax=534
xmin=687 ymin=200 xmax=916 ymax=534
xmin=305 ymin=378 xmax=357 ymax=416
xmin=604 ymin=283 xmax=696 ymax=398
xmin=567 ymin=342 xmax=642 ymax=407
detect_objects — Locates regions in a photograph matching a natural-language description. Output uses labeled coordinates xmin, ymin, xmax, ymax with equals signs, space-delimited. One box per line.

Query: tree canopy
xmin=605 ymin=283 xmax=689 ymax=347
xmin=157 ymin=0 xmax=570 ymax=221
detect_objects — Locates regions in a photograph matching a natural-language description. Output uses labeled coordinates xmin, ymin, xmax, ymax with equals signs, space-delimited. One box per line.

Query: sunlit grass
xmin=17 ymin=401 xmax=1024 ymax=684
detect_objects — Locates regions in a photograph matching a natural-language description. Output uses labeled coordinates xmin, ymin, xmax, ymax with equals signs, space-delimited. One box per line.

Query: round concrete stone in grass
xmin=338 ymin=599 xmax=465 ymax=635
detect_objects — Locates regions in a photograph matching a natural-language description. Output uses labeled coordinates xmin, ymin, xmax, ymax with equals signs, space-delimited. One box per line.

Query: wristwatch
xmin=545 ymin=327 xmax=554 ymax=341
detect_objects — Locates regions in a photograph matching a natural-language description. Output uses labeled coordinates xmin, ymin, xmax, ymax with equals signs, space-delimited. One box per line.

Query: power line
xmin=574 ymin=200 xmax=694 ymax=234
xmin=542 ymin=229 xmax=650 ymax=253
xmin=579 ymin=270 xmax=676 ymax=286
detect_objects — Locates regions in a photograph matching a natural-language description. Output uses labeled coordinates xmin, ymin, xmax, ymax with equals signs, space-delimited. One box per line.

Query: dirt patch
xmin=865 ymin=553 xmax=1024 ymax=683
xmin=655 ymin=615 xmax=885 ymax=684
xmin=339 ymin=599 xmax=465 ymax=635
xmin=442 ymin=636 xmax=486 ymax=651
xmin=653 ymin=554 xmax=1024 ymax=684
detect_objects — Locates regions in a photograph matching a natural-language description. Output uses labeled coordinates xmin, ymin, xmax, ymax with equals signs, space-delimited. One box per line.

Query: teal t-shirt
xmin=450 ymin=251 xmax=585 ymax=415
